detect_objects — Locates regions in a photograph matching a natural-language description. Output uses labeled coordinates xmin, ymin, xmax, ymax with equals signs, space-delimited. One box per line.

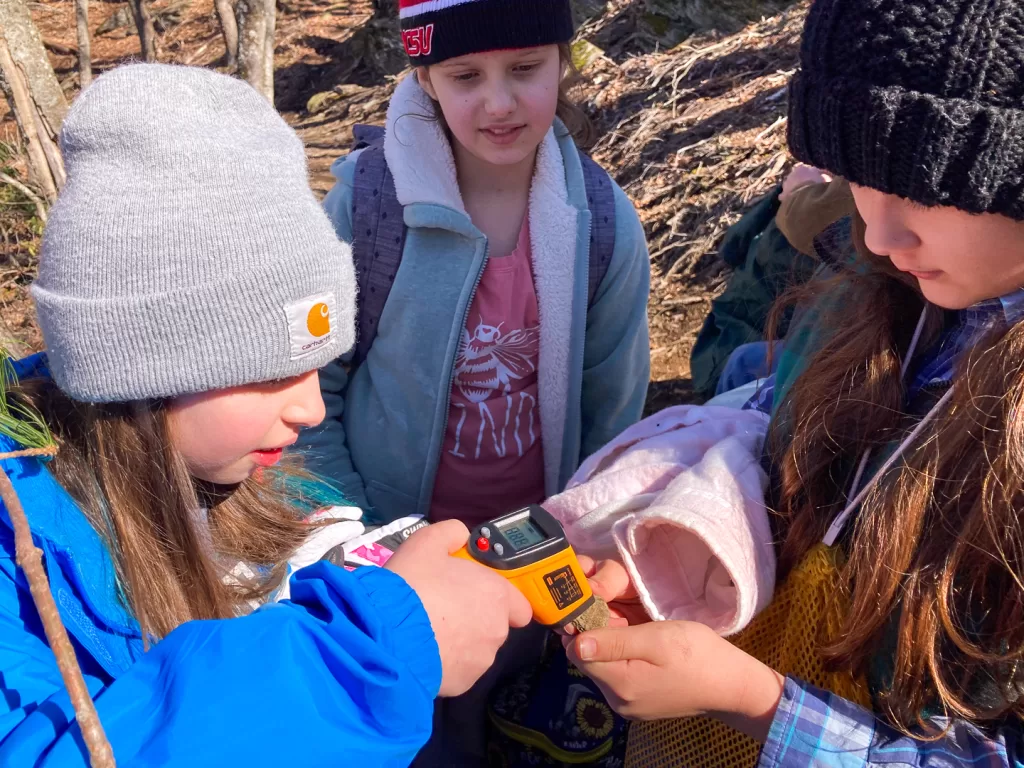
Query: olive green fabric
xmin=690 ymin=186 xmax=816 ymax=400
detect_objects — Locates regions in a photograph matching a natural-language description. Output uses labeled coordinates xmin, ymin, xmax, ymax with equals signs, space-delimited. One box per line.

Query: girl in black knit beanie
xmin=559 ymin=1 xmax=1024 ymax=766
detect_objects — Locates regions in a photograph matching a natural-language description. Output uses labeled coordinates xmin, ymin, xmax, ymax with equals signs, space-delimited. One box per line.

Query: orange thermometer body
xmin=453 ymin=505 xmax=594 ymax=627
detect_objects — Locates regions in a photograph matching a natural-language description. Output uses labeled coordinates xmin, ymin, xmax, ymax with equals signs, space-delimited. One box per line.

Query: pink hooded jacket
xmin=543 ymin=405 xmax=775 ymax=636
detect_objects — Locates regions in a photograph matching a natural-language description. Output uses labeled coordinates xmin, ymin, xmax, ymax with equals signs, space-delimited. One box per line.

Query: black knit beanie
xmin=788 ymin=0 xmax=1024 ymax=220
xmin=398 ymin=0 xmax=574 ymax=67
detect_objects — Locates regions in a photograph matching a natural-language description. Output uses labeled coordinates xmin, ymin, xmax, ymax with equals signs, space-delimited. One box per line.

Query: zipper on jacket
xmin=563 ymin=215 xmax=593 ymax=493
xmin=422 ymin=240 xmax=490 ymax=514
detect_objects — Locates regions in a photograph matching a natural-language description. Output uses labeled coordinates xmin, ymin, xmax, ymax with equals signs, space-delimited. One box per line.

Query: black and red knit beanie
xmin=398 ymin=0 xmax=574 ymax=67
xmin=788 ymin=0 xmax=1024 ymax=220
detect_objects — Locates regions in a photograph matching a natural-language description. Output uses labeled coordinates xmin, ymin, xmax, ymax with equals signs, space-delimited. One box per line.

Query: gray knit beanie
xmin=32 ymin=63 xmax=356 ymax=403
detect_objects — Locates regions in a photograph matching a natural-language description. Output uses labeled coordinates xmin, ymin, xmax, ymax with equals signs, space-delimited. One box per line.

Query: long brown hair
xmin=770 ymin=214 xmax=1024 ymax=732
xmin=22 ymin=378 xmax=320 ymax=640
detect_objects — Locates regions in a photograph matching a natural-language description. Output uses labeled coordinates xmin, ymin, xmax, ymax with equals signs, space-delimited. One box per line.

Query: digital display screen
xmin=499 ymin=518 xmax=547 ymax=552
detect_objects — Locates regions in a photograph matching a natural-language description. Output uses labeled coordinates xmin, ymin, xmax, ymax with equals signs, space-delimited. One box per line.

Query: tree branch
xmin=0 ymin=33 xmax=59 ymax=203
xmin=0 ymin=171 xmax=48 ymax=222
xmin=42 ymin=38 xmax=77 ymax=56
xmin=74 ymin=0 xmax=92 ymax=88
xmin=0 ymin=448 xmax=116 ymax=767
xmin=214 ymin=0 xmax=238 ymax=69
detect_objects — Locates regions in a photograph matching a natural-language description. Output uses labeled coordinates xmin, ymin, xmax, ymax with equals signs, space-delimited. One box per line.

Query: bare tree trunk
xmin=235 ymin=0 xmax=275 ymax=101
xmin=262 ymin=0 xmax=275 ymax=97
xmin=214 ymin=0 xmax=239 ymax=69
xmin=0 ymin=0 xmax=69 ymax=135
xmin=127 ymin=0 xmax=158 ymax=61
xmin=0 ymin=3 xmax=68 ymax=206
xmin=74 ymin=0 xmax=92 ymax=88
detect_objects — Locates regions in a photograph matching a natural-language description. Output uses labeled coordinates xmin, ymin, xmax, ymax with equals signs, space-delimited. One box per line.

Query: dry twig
xmin=1 ymin=445 xmax=116 ymax=766
xmin=0 ymin=171 xmax=47 ymax=222
xmin=0 ymin=34 xmax=64 ymax=202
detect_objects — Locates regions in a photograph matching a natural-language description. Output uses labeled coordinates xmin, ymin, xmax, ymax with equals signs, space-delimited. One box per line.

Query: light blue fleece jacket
xmin=298 ymin=76 xmax=651 ymax=523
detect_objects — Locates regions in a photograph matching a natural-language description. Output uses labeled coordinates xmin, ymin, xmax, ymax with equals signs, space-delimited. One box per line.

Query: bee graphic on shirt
xmin=449 ymin=320 xmax=540 ymax=460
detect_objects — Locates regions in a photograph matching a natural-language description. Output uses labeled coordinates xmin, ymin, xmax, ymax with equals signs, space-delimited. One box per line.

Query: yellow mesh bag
xmin=625 ymin=543 xmax=873 ymax=768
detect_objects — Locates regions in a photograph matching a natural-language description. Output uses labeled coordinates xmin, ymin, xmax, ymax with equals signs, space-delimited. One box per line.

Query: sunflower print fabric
xmin=488 ymin=633 xmax=629 ymax=766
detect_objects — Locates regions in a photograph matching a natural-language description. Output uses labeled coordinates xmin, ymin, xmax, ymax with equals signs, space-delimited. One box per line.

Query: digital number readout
xmin=499 ymin=518 xmax=546 ymax=552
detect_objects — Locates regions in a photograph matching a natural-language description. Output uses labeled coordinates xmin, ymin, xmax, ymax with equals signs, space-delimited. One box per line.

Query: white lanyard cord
xmin=823 ymin=387 xmax=953 ymax=545
xmin=823 ymin=307 xmax=938 ymax=546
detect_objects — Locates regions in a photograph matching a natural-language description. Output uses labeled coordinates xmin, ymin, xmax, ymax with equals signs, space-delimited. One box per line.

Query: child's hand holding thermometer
xmin=452 ymin=505 xmax=610 ymax=633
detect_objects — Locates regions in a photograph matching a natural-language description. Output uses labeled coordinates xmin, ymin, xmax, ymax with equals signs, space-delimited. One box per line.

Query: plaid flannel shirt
xmin=759 ymin=677 xmax=1024 ymax=767
xmin=749 ymin=289 xmax=1024 ymax=766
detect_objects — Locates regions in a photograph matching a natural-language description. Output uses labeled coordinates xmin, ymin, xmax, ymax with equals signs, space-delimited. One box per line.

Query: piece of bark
xmin=570 ymin=595 xmax=610 ymax=633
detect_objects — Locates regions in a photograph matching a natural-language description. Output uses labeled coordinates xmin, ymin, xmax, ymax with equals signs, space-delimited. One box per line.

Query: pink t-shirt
xmin=431 ymin=218 xmax=546 ymax=526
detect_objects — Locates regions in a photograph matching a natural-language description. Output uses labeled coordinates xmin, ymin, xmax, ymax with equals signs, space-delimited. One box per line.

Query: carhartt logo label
xmin=307 ymin=302 xmax=330 ymax=337
xmin=285 ymin=292 xmax=336 ymax=360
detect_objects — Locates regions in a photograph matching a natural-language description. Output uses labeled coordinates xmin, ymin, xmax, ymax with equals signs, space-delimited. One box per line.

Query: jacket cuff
xmin=757 ymin=676 xmax=876 ymax=767
xmin=350 ymin=566 xmax=443 ymax=698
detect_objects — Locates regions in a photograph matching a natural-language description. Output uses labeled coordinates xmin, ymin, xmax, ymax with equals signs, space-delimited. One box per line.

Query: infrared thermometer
xmin=452 ymin=505 xmax=596 ymax=627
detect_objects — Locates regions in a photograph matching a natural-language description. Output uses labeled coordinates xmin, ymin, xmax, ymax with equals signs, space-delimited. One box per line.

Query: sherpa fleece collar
xmin=383 ymin=74 xmax=580 ymax=493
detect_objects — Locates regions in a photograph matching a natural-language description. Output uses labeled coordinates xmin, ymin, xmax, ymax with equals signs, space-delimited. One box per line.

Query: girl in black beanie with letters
xmin=565 ymin=1 xmax=1024 ymax=766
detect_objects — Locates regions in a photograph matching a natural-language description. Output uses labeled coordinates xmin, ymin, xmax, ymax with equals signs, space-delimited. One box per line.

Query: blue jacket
xmin=298 ymin=77 xmax=651 ymax=522
xmin=0 ymin=357 xmax=441 ymax=766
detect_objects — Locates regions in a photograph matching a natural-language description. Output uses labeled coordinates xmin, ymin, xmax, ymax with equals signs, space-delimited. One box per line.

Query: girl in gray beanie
xmin=0 ymin=63 xmax=529 ymax=766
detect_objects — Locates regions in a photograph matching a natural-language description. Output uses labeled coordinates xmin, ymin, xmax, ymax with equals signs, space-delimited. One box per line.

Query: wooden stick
xmin=213 ymin=0 xmax=238 ymax=69
xmin=42 ymin=39 xmax=78 ymax=56
xmin=0 ymin=447 xmax=116 ymax=767
xmin=30 ymin=101 xmax=66 ymax=190
xmin=0 ymin=34 xmax=58 ymax=203
xmin=0 ymin=171 xmax=48 ymax=222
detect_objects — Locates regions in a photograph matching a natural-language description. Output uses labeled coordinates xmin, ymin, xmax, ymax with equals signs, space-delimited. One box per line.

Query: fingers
xmin=565 ymin=646 xmax=643 ymax=716
xmin=569 ymin=624 xmax=662 ymax=664
xmin=577 ymin=554 xmax=596 ymax=575
xmin=781 ymin=163 xmax=830 ymax=200
xmin=589 ymin=559 xmax=636 ymax=602
xmin=408 ymin=518 xmax=470 ymax=554
xmin=609 ymin=599 xmax=654 ymax=626
xmin=787 ymin=163 xmax=821 ymax=182
xmin=570 ymin=659 xmax=632 ymax=710
xmin=503 ymin=579 xmax=534 ymax=628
